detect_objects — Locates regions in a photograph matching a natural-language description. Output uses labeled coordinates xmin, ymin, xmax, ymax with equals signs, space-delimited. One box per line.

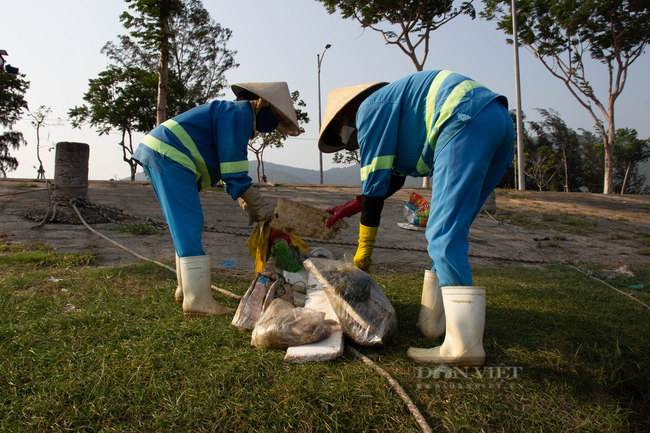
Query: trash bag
xmin=303 ymin=258 xmax=398 ymax=347
xmin=232 ymin=272 xmax=282 ymax=330
xmin=251 ymin=299 xmax=333 ymax=350
xmin=404 ymin=192 xmax=430 ymax=227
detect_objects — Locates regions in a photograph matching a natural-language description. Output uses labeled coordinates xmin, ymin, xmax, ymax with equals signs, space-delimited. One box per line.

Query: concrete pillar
xmin=52 ymin=142 xmax=89 ymax=201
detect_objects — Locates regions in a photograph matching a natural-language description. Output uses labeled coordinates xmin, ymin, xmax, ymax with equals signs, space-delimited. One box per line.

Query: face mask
xmin=256 ymin=106 xmax=280 ymax=133
xmin=340 ymin=125 xmax=355 ymax=144
xmin=344 ymin=130 xmax=359 ymax=152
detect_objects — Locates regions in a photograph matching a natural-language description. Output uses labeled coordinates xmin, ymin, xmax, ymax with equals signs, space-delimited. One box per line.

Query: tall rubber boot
xmin=407 ymin=287 xmax=486 ymax=367
xmin=416 ymin=270 xmax=445 ymax=338
xmin=180 ymin=255 xmax=234 ymax=317
xmin=174 ymin=253 xmax=183 ymax=303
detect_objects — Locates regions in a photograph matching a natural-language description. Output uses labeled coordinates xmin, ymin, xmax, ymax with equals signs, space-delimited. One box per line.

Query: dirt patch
xmin=1 ymin=179 xmax=649 ymax=274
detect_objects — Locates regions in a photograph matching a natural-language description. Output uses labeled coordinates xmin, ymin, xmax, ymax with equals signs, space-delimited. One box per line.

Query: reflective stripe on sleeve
xmin=162 ymin=119 xmax=211 ymax=189
xmin=220 ymin=160 xmax=249 ymax=175
xmin=360 ymin=155 xmax=394 ymax=182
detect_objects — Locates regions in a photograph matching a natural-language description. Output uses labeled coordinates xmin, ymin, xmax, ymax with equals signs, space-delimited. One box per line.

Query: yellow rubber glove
xmin=353 ymin=223 xmax=378 ymax=272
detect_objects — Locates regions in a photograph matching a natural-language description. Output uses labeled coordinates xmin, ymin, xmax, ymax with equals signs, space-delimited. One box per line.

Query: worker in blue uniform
xmin=319 ymin=71 xmax=514 ymax=367
xmin=132 ymin=82 xmax=300 ymax=318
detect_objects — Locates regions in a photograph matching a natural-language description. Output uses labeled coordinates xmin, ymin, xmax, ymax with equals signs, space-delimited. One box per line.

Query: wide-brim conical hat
xmin=231 ymin=82 xmax=300 ymax=136
xmin=318 ymin=82 xmax=388 ymax=153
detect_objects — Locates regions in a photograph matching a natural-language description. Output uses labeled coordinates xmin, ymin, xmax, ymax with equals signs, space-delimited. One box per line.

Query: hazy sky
xmin=3 ymin=0 xmax=649 ymax=181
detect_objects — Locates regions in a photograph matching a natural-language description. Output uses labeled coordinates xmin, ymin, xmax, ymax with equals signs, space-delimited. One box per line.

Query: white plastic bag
xmin=251 ymin=299 xmax=333 ymax=350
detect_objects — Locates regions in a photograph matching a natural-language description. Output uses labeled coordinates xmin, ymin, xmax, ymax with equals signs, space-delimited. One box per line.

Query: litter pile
xmin=232 ymin=199 xmax=398 ymax=363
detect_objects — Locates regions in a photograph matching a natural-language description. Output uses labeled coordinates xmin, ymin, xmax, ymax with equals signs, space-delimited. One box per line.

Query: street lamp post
xmin=317 ymin=44 xmax=331 ymax=185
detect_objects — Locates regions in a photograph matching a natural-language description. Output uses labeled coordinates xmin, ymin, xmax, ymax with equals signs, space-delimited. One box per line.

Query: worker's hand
xmin=353 ymin=223 xmax=378 ymax=272
xmin=325 ymin=196 xmax=362 ymax=227
xmin=238 ymin=186 xmax=275 ymax=226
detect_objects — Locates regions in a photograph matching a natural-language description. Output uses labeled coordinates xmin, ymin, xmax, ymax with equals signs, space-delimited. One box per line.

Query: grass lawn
xmin=1 ymin=241 xmax=649 ymax=432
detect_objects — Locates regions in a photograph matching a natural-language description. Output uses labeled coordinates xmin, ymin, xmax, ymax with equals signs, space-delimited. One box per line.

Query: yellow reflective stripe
xmin=141 ymin=135 xmax=201 ymax=181
xmin=360 ymin=155 xmax=394 ymax=182
xmin=162 ymin=119 xmax=211 ymax=189
xmin=424 ymin=70 xmax=453 ymax=135
xmin=427 ymin=80 xmax=486 ymax=147
xmin=416 ymin=157 xmax=430 ymax=175
xmin=220 ymin=160 xmax=249 ymax=175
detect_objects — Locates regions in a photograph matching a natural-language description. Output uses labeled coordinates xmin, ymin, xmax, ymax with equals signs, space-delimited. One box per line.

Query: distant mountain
xmin=131 ymin=160 xmax=423 ymax=187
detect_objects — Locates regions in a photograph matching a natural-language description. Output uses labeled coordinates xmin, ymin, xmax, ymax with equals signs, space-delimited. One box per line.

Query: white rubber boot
xmin=416 ymin=270 xmax=445 ymax=338
xmin=180 ymin=255 xmax=234 ymax=317
xmin=407 ymin=287 xmax=486 ymax=367
xmin=174 ymin=253 xmax=183 ymax=303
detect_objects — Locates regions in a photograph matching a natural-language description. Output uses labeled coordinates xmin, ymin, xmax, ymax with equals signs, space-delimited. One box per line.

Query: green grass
xmin=1 ymin=243 xmax=649 ymax=431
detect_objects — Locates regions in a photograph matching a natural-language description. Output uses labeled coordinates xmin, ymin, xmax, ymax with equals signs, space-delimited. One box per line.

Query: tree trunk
xmin=603 ymin=106 xmax=615 ymax=194
xmin=563 ymin=147 xmax=569 ymax=192
xmin=156 ymin=1 xmax=171 ymax=126
xmin=621 ymin=162 xmax=631 ymax=195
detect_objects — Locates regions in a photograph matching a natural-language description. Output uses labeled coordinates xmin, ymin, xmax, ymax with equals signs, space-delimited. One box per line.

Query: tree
xmin=524 ymin=142 xmax=558 ymax=192
xmin=247 ymin=91 xmax=310 ymax=182
xmin=319 ymin=0 xmax=476 ymax=187
xmin=69 ymin=66 xmax=185 ymax=180
xmin=528 ymin=108 xmax=585 ymax=192
xmin=169 ymin=0 xmax=238 ymax=110
xmin=105 ymin=0 xmax=237 ymax=115
xmin=27 ymin=105 xmax=63 ymax=180
xmin=578 ymin=128 xmax=604 ymax=193
xmin=0 ymin=69 xmax=29 ymax=177
xmin=612 ymin=128 xmax=649 ymax=194
xmin=318 ymin=0 xmax=475 ymax=71
xmin=481 ymin=0 xmax=650 ymax=194
xmin=120 ymin=0 xmax=183 ymax=125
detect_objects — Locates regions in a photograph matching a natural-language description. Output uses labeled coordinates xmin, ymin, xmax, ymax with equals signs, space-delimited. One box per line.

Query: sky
xmin=2 ymin=0 xmax=650 ymax=181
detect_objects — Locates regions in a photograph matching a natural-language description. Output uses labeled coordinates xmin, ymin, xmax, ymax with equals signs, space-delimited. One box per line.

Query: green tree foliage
xmin=72 ymin=0 xmax=237 ymax=180
xmin=121 ymin=0 xmax=183 ymax=125
xmin=68 ymin=67 xmax=185 ymax=180
xmin=114 ymin=0 xmax=236 ymax=120
xmin=528 ymin=109 xmax=585 ymax=192
xmin=248 ymin=91 xmax=310 ymax=182
xmin=169 ymin=0 xmax=238 ymax=109
xmin=481 ymin=0 xmax=650 ymax=194
xmin=0 ymin=70 xmax=29 ymax=177
xmin=612 ymin=128 xmax=650 ymax=194
xmin=577 ymin=129 xmax=604 ymax=193
xmin=318 ymin=0 xmax=475 ymax=71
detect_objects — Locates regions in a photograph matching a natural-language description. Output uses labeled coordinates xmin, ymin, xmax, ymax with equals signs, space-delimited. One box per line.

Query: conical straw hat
xmin=231 ymin=82 xmax=300 ymax=136
xmin=318 ymin=82 xmax=388 ymax=153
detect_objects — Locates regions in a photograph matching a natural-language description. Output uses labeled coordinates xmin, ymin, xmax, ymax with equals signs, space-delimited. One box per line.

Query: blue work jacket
xmin=357 ymin=70 xmax=507 ymax=198
xmin=132 ymin=100 xmax=254 ymax=200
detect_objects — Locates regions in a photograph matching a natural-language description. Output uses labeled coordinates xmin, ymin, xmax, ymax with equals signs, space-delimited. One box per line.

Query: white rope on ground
xmin=564 ymin=263 xmax=650 ymax=311
xmin=71 ymin=203 xmax=241 ymax=300
xmin=346 ymin=346 xmax=433 ymax=433
xmin=483 ymin=210 xmax=650 ymax=311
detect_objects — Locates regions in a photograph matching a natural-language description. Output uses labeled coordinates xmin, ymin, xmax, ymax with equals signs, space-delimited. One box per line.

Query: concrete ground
xmin=2 ymin=178 xmax=648 ymax=276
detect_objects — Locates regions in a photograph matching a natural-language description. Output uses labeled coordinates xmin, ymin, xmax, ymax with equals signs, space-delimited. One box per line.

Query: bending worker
xmin=132 ymin=82 xmax=299 ymax=318
xmin=319 ymin=71 xmax=514 ymax=367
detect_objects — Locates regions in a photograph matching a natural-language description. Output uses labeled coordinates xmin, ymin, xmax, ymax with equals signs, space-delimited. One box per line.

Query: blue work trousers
xmin=143 ymin=166 xmax=205 ymax=258
xmin=426 ymin=100 xmax=515 ymax=287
